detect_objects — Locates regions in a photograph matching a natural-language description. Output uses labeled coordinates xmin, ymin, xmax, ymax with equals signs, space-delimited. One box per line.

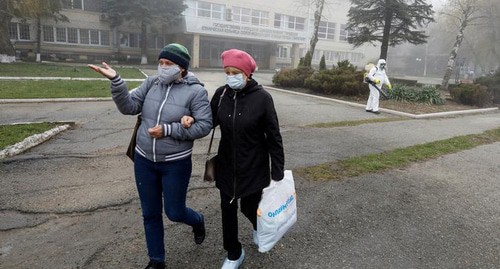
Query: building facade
xmin=9 ymin=0 xmax=378 ymax=69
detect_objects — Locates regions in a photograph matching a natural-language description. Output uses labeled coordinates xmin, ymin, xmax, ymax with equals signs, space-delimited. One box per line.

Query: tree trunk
xmin=0 ymin=15 xmax=16 ymax=57
xmin=36 ymin=16 xmax=42 ymax=62
xmin=140 ymin=21 xmax=148 ymax=65
xmin=305 ymin=0 xmax=325 ymax=67
xmin=380 ymin=0 xmax=394 ymax=60
xmin=487 ymin=4 xmax=500 ymax=68
xmin=112 ymin=26 xmax=119 ymax=56
xmin=441 ymin=22 xmax=466 ymax=90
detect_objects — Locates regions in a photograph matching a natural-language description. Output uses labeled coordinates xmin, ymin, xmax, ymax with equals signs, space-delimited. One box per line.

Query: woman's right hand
xmin=87 ymin=62 xmax=117 ymax=79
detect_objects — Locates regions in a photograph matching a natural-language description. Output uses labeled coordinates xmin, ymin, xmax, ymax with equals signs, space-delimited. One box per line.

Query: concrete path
xmin=0 ymin=71 xmax=499 ymax=268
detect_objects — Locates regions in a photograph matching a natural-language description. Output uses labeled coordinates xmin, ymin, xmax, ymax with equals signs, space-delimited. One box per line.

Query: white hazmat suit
xmin=366 ymin=59 xmax=391 ymax=113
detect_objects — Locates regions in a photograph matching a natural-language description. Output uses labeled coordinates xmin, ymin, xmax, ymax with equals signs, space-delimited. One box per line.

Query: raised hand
xmin=87 ymin=62 xmax=117 ymax=79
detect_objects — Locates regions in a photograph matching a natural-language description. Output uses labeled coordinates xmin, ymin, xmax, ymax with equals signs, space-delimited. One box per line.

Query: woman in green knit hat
xmin=88 ymin=43 xmax=212 ymax=269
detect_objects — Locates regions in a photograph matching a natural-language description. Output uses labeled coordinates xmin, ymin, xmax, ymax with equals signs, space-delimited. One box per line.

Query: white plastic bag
xmin=256 ymin=170 xmax=297 ymax=253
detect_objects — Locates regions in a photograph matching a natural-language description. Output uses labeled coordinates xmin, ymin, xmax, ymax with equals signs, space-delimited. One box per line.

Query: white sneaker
xmin=221 ymin=248 xmax=245 ymax=269
xmin=252 ymin=230 xmax=259 ymax=246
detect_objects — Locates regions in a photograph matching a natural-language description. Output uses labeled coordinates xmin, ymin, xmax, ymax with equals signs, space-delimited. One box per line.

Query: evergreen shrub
xmin=475 ymin=71 xmax=500 ymax=104
xmin=272 ymin=66 xmax=314 ymax=88
xmin=304 ymin=60 xmax=365 ymax=96
xmin=319 ymin=55 xmax=326 ymax=70
xmin=449 ymin=84 xmax=493 ymax=107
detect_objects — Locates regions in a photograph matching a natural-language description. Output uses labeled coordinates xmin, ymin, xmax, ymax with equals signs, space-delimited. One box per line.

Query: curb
xmin=0 ymin=97 xmax=112 ymax=103
xmin=0 ymin=123 xmax=73 ymax=160
xmin=265 ymin=86 xmax=499 ymax=119
xmin=0 ymin=77 xmax=145 ymax=81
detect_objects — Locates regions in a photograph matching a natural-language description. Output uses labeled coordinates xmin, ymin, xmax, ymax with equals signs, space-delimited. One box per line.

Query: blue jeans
xmin=134 ymin=154 xmax=202 ymax=262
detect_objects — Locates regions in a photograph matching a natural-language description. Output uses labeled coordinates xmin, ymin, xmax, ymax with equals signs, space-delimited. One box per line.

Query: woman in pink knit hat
xmin=210 ymin=49 xmax=285 ymax=269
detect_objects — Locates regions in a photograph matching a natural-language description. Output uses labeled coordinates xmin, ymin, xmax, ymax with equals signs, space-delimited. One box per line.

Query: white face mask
xmin=157 ymin=65 xmax=181 ymax=84
xmin=226 ymin=73 xmax=246 ymax=90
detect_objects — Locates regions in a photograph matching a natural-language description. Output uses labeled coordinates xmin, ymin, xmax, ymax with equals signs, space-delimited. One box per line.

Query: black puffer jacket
xmin=210 ymin=79 xmax=285 ymax=200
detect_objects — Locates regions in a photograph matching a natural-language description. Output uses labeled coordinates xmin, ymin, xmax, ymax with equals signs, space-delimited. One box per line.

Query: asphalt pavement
xmin=0 ymin=70 xmax=499 ymax=269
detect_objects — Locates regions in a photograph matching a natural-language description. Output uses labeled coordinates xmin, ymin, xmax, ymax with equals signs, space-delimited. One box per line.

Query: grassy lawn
xmin=0 ymin=80 xmax=142 ymax=98
xmin=0 ymin=62 xmax=145 ymax=78
xmin=0 ymin=123 xmax=60 ymax=150
xmin=296 ymin=127 xmax=500 ymax=181
xmin=0 ymin=62 xmax=144 ymax=98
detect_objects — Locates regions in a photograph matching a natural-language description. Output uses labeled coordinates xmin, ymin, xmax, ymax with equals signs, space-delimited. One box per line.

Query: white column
xmin=269 ymin=43 xmax=277 ymax=70
xmin=291 ymin=44 xmax=300 ymax=68
xmin=192 ymin=34 xmax=200 ymax=68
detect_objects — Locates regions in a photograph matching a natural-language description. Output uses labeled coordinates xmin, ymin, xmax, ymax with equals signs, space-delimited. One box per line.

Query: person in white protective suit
xmin=365 ymin=59 xmax=392 ymax=114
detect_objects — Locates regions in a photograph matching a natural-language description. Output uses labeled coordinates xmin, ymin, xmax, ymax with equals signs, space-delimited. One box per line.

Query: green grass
xmin=308 ymin=117 xmax=406 ymax=128
xmin=0 ymin=80 xmax=142 ymax=98
xmin=0 ymin=62 xmax=145 ymax=78
xmin=296 ymin=128 xmax=500 ymax=181
xmin=0 ymin=123 xmax=60 ymax=150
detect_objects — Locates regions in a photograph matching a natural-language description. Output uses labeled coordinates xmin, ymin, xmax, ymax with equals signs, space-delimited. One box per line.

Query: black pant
xmin=220 ymin=190 xmax=262 ymax=260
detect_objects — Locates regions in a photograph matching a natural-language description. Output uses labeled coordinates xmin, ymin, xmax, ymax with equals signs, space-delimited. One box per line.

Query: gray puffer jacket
xmin=110 ymin=73 xmax=212 ymax=162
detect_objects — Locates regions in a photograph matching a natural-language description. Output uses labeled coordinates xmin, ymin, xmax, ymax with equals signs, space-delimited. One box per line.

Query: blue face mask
xmin=157 ymin=65 xmax=181 ymax=84
xmin=226 ymin=74 xmax=246 ymax=90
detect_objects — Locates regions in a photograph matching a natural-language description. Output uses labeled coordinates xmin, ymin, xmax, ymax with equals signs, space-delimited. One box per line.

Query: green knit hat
xmin=158 ymin=43 xmax=191 ymax=70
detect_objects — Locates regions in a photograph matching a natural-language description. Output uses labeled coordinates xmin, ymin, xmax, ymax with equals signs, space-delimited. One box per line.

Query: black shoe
xmin=365 ymin=109 xmax=372 ymax=112
xmin=144 ymin=261 xmax=165 ymax=269
xmin=373 ymin=111 xmax=381 ymax=114
xmin=193 ymin=214 xmax=205 ymax=244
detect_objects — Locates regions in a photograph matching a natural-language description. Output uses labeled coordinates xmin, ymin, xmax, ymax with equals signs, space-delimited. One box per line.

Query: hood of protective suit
xmin=377 ymin=59 xmax=386 ymax=70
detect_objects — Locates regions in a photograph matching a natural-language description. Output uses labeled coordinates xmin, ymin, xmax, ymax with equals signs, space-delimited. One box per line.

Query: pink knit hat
xmin=221 ymin=49 xmax=257 ymax=77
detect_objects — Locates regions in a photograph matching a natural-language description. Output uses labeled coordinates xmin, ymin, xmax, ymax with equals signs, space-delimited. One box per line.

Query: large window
xmin=318 ymin=21 xmax=335 ymax=40
xmin=63 ymin=0 xmax=83 ymax=10
xmin=232 ymin=7 xmax=251 ymax=24
xmin=324 ymin=51 xmax=335 ymax=61
xmin=84 ymin=0 xmax=102 ymax=12
xmin=120 ymin=32 xmax=141 ymax=48
xmin=233 ymin=7 xmax=268 ymax=26
xmin=9 ymin=23 xmax=31 ymax=40
xmin=274 ymin=14 xmax=305 ymax=31
xmin=197 ymin=1 xmax=224 ymax=20
xmin=43 ymin=26 xmax=54 ymax=42
xmin=90 ymin=30 xmax=100 ymax=45
xmin=277 ymin=46 xmax=289 ymax=58
xmin=340 ymin=24 xmax=349 ymax=41
xmin=8 ymin=23 xmax=17 ymax=40
xmin=63 ymin=0 xmax=103 ymax=11
xmin=56 ymin=27 xmax=67 ymax=42
xmin=251 ymin=10 xmax=268 ymax=26
xmin=42 ymin=26 xmax=109 ymax=46
xmin=80 ymin=29 xmax=90 ymax=44
xmin=100 ymin=30 xmax=110 ymax=46
xmin=68 ymin=28 xmax=78 ymax=43
xmin=19 ymin=24 xmax=31 ymax=40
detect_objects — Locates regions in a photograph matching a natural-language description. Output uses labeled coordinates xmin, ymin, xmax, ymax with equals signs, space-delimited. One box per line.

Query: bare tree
xmin=295 ymin=0 xmax=325 ymax=67
xmin=307 ymin=0 xmax=325 ymax=67
xmin=440 ymin=0 xmax=484 ymax=90
xmin=466 ymin=0 xmax=500 ymax=73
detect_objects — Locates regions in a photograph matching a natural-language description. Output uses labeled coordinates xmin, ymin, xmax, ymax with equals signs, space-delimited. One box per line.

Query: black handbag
xmin=203 ymin=88 xmax=226 ymax=181
xmin=126 ymin=115 xmax=142 ymax=161
xmin=203 ymin=146 xmax=217 ymax=181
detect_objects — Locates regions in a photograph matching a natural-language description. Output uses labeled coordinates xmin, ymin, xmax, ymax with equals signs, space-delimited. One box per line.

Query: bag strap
xmin=207 ymin=88 xmax=227 ymax=158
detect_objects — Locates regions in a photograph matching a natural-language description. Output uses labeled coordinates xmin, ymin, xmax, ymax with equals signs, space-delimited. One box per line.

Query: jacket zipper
xmin=230 ymin=92 xmax=238 ymax=204
xmin=153 ymin=83 xmax=172 ymax=162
